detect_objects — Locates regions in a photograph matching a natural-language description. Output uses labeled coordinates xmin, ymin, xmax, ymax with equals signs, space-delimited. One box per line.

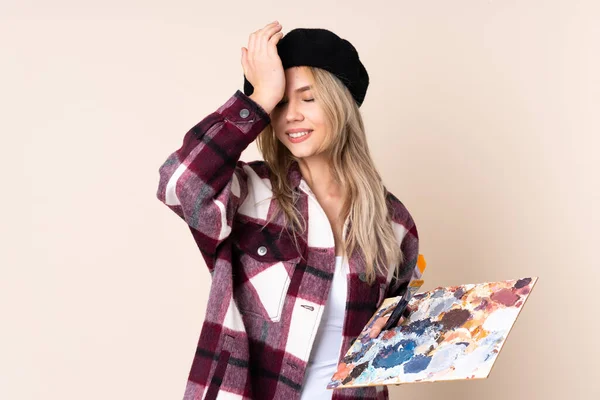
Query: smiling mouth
xmin=287 ymin=130 xmax=313 ymax=139
xmin=287 ymin=131 xmax=313 ymax=144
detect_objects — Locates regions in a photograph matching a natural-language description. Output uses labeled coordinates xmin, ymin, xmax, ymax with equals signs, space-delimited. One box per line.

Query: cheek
xmin=271 ymin=114 xmax=285 ymax=134
xmin=274 ymin=128 xmax=288 ymax=144
xmin=276 ymin=132 xmax=287 ymax=144
xmin=307 ymin=110 xmax=327 ymax=130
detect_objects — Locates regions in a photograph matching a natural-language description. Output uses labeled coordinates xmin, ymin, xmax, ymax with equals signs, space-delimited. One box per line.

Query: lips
xmin=286 ymin=130 xmax=313 ymax=143
xmin=286 ymin=129 xmax=313 ymax=134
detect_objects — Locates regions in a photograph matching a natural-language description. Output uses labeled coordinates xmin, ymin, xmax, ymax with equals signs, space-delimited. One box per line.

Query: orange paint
xmin=332 ymin=362 xmax=352 ymax=381
xmin=383 ymin=329 xmax=397 ymax=340
xmin=472 ymin=325 xmax=489 ymax=341
xmin=417 ymin=254 xmax=427 ymax=274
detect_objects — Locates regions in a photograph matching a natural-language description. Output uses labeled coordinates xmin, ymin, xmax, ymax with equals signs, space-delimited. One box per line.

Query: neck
xmin=297 ymin=154 xmax=344 ymax=200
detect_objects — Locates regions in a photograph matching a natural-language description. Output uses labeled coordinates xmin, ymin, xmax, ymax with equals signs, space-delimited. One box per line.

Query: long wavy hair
xmin=256 ymin=66 xmax=403 ymax=285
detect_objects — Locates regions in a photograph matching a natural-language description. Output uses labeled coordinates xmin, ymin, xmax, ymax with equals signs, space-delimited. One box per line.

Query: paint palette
xmin=327 ymin=277 xmax=538 ymax=388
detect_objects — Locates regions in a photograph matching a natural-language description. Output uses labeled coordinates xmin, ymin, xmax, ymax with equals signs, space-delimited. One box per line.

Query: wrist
xmin=249 ymin=93 xmax=278 ymax=115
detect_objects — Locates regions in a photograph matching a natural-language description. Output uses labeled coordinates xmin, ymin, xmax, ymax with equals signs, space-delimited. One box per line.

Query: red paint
xmin=490 ymin=288 xmax=520 ymax=306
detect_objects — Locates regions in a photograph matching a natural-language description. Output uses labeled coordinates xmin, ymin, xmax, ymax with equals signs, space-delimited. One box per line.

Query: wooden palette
xmin=327 ymin=277 xmax=538 ymax=388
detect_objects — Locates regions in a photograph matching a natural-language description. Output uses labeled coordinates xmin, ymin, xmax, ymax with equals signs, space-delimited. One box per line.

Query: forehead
xmin=284 ymin=67 xmax=313 ymax=91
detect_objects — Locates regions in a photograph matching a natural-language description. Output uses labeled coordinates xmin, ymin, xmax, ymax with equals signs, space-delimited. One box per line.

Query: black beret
xmin=243 ymin=28 xmax=370 ymax=107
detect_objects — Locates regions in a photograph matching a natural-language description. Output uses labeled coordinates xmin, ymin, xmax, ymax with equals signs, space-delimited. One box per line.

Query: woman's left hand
xmin=368 ymin=305 xmax=414 ymax=339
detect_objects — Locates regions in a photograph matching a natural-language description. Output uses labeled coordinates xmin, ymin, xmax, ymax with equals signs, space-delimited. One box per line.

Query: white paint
xmin=426 ymin=342 xmax=467 ymax=373
xmin=451 ymin=342 xmax=496 ymax=379
xmin=482 ymin=307 xmax=520 ymax=332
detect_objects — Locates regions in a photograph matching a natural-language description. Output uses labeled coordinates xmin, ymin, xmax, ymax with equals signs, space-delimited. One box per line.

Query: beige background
xmin=2 ymin=1 xmax=598 ymax=399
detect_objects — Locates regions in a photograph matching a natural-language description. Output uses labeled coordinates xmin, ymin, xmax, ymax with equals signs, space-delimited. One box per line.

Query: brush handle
xmin=382 ymin=298 xmax=410 ymax=331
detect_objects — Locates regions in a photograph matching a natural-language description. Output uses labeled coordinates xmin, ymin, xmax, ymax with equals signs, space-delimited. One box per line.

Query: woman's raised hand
xmin=241 ymin=21 xmax=285 ymax=114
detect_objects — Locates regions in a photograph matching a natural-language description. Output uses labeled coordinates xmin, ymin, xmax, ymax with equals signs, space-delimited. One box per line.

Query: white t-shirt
xmin=300 ymin=255 xmax=349 ymax=400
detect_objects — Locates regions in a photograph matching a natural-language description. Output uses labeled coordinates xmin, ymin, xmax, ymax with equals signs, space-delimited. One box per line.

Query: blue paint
xmin=345 ymin=340 xmax=374 ymax=363
xmin=430 ymin=300 xmax=450 ymax=317
xmin=359 ymin=334 xmax=372 ymax=344
xmin=403 ymin=354 xmax=432 ymax=374
xmin=514 ymin=278 xmax=532 ymax=289
xmin=405 ymin=318 xmax=432 ymax=336
xmin=372 ymin=339 xmax=416 ymax=369
xmin=454 ymin=287 xmax=466 ymax=299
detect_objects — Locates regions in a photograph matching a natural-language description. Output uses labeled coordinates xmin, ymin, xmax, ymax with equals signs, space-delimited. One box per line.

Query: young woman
xmin=156 ymin=21 xmax=423 ymax=400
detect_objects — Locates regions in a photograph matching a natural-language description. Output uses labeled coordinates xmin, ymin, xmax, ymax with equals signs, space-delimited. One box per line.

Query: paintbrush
xmin=381 ymin=255 xmax=428 ymax=331
xmin=381 ymin=279 xmax=425 ymax=331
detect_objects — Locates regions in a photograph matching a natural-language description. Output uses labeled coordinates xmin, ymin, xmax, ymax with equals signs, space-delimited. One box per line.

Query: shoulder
xmin=385 ymin=188 xmax=418 ymax=236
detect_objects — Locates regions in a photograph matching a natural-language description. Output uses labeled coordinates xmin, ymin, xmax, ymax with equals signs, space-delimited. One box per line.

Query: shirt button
xmin=257 ymin=246 xmax=267 ymax=256
xmin=239 ymin=108 xmax=250 ymax=118
xmin=359 ymin=272 xmax=367 ymax=282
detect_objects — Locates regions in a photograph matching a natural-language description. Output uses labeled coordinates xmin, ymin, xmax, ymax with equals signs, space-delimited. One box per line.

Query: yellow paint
xmin=471 ymin=325 xmax=489 ymax=341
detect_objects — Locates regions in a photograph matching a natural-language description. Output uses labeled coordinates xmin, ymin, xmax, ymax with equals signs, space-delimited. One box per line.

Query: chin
xmin=288 ymin=148 xmax=316 ymax=159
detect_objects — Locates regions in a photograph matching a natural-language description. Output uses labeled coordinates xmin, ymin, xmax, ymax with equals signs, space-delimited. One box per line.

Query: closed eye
xmin=275 ymin=99 xmax=315 ymax=108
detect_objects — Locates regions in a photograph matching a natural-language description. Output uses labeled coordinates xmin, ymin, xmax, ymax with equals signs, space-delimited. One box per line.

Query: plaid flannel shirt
xmin=156 ymin=90 xmax=421 ymax=400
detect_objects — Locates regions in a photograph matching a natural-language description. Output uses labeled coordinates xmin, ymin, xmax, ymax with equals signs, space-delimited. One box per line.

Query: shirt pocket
xmin=231 ymin=219 xmax=304 ymax=323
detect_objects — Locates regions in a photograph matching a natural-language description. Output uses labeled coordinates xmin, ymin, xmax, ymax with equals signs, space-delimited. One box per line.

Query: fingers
xmin=402 ymin=304 xmax=414 ymax=319
xmin=369 ymin=315 xmax=389 ymax=339
xmin=243 ymin=21 xmax=281 ymax=75
xmin=241 ymin=21 xmax=286 ymax=107
xmin=258 ymin=22 xmax=282 ymax=52
xmin=248 ymin=21 xmax=281 ymax=55
xmin=248 ymin=32 xmax=257 ymax=54
xmin=268 ymin=32 xmax=284 ymax=52
xmin=241 ymin=47 xmax=248 ymax=72
xmin=368 ymin=313 xmax=408 ymax=339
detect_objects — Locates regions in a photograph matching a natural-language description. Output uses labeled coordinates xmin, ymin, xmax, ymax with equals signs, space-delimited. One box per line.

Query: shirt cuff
xmin=228 ymin=90 xmax=271 ymax=125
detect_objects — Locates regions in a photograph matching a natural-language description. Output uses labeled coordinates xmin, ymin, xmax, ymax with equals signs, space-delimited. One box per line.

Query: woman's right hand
xmin=241 ymin=21 xmax=285 ymax=114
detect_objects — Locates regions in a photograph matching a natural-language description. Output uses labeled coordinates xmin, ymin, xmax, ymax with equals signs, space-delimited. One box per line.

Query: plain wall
xmin=2 ymin=1 xmax=598 ymax=399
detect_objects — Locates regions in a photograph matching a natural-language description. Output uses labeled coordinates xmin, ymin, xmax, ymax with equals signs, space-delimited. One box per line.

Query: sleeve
xmin=385 ymin=199 xmax=425 ymax=299
xmin=155 ymin=90 xmax=271 ymax=271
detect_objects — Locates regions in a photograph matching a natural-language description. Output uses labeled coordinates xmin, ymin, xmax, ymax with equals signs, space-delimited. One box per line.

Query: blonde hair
xmin=256 ymin=66 xmax=403 ymax=285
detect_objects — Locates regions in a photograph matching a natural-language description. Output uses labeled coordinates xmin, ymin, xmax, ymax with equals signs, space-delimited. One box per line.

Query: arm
xmin=369 ymin=206 xmax=424 ymax=338
xmin=156 ymin=90 xmax=271 ymax=271
xmin=386 ymin=200 xmax=423 ymax=299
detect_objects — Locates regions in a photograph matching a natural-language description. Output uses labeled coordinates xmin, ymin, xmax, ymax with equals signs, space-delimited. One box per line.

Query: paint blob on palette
xmin=327 ymin=277 xmax=538 ymax=388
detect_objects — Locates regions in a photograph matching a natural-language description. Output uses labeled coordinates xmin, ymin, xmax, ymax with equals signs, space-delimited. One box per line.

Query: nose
xmin=285 ymin=100 xmax=304 ymax=123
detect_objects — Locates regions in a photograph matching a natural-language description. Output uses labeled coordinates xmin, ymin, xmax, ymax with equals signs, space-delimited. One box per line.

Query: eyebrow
xmin=294 ymin=85 xmax=313 ymax=93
